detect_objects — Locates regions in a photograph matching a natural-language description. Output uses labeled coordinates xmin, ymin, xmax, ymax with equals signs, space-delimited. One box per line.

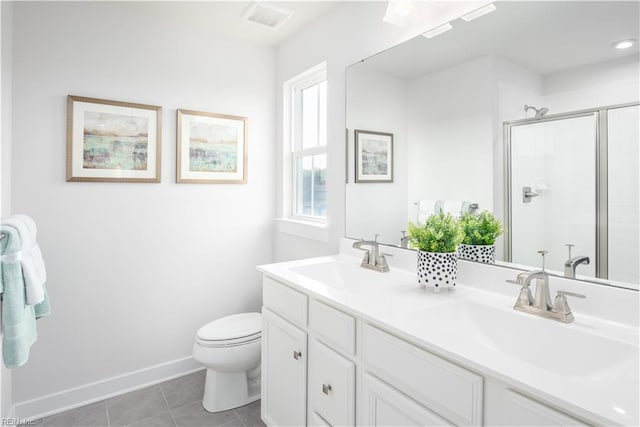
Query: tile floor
xmin=36 ymin=370 xmax=266 ymax=427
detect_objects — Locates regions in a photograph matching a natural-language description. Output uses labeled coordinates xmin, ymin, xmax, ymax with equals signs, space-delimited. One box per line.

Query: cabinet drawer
xmin=362 ymin=373 xmax=452 ymax=426
xmin=362 ymin=324 xmax=483 ymax=426
xmin=263 ymin=276 xmax=308 ymax=328
xmin=503 ymin=389 xmax=587 ymax=426
xmin=309 ymin=299 xmax=356 ymax=356
xmin=309 ymin=338 xmax=356 ymax=426
xmin=308 ymin=412 xmax=331 ymax=427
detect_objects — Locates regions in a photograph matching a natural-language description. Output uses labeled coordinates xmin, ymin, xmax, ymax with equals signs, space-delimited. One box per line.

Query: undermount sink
xmin=289 ymin=258 xmax=412 ymax=289
xmin=428 ymin=300 xmax=638 ymax=378
xmin=289 ymin=261 xmax=356 ymax=288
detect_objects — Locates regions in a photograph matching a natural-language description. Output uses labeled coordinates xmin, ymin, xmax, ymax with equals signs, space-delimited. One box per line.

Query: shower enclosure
xmin=504 ymin=103 xmax=639 ymax=284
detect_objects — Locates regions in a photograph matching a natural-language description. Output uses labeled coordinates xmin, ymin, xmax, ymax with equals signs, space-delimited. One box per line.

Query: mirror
xmin=345 ymin=1 xmax=639 ymax=289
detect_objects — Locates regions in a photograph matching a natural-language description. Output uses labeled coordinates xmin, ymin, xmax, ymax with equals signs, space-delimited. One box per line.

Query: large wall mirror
xmin=345 ymin=1 xmax=639 ymax=289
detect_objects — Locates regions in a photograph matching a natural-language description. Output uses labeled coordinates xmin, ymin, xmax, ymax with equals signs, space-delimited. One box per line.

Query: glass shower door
xmin=608 ymin=105 xmax=639 ymax=284
xmin=509 ymin=114 xmax=597 ymax=276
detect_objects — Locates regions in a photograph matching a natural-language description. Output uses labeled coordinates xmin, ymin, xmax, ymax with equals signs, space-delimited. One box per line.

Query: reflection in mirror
xmin=345 ymin=1 xmax=639 ymax=289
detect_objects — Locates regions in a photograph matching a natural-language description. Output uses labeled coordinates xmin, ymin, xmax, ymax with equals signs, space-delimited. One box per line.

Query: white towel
xmin=14 ymin=214 xmax=47 ymax=286
xmin=0 ymin=216 xmax=46 ymax=305
xmin=442 ymin=200 xmax=464 ymax=217
xmin=417 ymin=200 xmax=435 ymax=224
xmin=416 ymin=200 xmax=444 ymax=224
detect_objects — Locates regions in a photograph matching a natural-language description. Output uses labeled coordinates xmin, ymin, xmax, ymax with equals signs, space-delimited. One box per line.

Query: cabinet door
xmin=361 ymin=373 xmax=453 ymax=426
xmin=308 ymin=338 xmax=355 ymax=426
xmin=262 ymin=308 xmax=308 ymax=427
xmin=489 ymin=388 xmax=588 ymax=426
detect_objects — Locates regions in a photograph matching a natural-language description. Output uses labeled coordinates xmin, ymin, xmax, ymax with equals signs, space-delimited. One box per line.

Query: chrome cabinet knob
xmin=322 ymin=383 xmax=332 ymax=395
xmin=293 ymin=350 xmax=302 ymax=360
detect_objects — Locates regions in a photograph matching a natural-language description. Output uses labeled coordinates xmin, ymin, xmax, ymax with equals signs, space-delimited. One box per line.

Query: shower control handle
xmin=322 ymin=383 xmax=332 ymax=395
xmin=522 ymin=186 xmax=539 ymax=203
xmin=293 ymin=350 xmax=302 ymax=360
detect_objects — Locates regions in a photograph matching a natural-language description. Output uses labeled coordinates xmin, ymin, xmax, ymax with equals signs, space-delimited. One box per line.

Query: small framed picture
xmin=66 ymin=95 xmax=162 ymax=183
xmin=177 ymin=109 xmax=248 ymax=184
xmin=354 ymin=129 xmax=394 ymax=183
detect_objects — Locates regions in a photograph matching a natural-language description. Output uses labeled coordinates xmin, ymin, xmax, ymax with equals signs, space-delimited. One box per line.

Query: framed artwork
xmin=354 ymin=129 xmax=394 ymax=183
xmin=177 ymin=109 xmax=248 ymax=184
xmin=66 ymin=95 xmax=162 ymax=183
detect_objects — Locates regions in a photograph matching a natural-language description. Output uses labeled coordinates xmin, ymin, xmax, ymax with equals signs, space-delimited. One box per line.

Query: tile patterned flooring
xmin=36 ymin=370 xmax=266 ymax=427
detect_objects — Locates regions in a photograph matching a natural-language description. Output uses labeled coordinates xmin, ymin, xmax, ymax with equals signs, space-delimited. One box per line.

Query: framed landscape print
xmin=354 ymin=129 xmax=394 ymax=183
xmin=66 ymin=95 xmax=162 ymax=183
xmin=177 ymin=109 xmax=248 ymax=184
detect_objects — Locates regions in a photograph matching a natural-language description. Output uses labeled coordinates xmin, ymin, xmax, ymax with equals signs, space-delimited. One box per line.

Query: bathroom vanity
xmin=258 ymin=240 xmax=639 ymax=427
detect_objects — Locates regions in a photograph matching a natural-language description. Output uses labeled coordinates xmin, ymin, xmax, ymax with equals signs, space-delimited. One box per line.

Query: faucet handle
xmin=537 ymin=250 xmax=548 ymax=271
xmin=552 ymin=290 xmax=586 ymax=317
xmin=565 ymin=244 xmax=574 ymax=259
xmin=556 ymin=290 xmax=586 ymax=299
xmin=507 ymin=279 xmax=533 ymax=306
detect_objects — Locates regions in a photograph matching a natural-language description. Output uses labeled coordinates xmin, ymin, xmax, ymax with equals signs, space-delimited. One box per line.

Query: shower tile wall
xmin=510 ymin=115 xmax=597 ymax=275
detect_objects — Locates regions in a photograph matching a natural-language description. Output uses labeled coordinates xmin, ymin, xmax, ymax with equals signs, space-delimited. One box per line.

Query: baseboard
xmin=14 ymin=356 xmax=202 ymax=420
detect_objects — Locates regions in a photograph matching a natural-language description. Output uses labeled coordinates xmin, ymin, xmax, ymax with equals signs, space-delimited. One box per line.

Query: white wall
xmin=274 ymin=1 xmax=481 ymax=261
xmin=543 ymin=54 xmax=640 ymax=112
xmin=1 ymin=0 xmax=14 ymax=417
xmin=406 ymin=56 xmax=494 ymax=220
xmin=1 ymin=1 xmax=11 ymax=218
xmin=345 ymin=67 xmax=407 ymax=244
xmin=10 ymin=1 xmax=275 ymax=411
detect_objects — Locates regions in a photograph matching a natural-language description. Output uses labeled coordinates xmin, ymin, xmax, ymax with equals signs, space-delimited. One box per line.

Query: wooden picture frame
xmin=66 ymin=95 xmax=162 ymax=183
xmin=355 ymin=129 xmax=394 ymax=183
xmin=177 ymin=109 xmax=248 ymax=184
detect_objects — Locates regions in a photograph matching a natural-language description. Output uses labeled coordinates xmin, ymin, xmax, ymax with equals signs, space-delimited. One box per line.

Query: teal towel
xmin=0 ymin=224 xmax=51 ymax=369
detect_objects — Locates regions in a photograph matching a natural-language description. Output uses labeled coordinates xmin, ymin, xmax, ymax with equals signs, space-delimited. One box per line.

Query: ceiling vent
xmin=240 ymin=2 xmax=293 ymax=30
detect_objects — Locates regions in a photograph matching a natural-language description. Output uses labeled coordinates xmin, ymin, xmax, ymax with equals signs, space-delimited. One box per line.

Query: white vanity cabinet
xmin=483 ymin=380 xmax=588 ymax=426
xmin=262 ymin=277 xmax=357 ymax=427
xmin=261 ymin=277 xmax=309 ymax=426
xmin=362 ymin=324 xmax=484 ymax=426
xmin=261 ymin=274 xmax=595 ymax=427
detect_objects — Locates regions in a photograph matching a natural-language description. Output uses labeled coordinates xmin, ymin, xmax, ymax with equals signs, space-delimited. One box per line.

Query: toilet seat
xmin=196 ymin=312 xmax=262 ymax=348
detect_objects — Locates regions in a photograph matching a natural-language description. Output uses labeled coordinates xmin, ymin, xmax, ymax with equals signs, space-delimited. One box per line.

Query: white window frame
xmin=279 ymin=62 xmax=329 ymax=241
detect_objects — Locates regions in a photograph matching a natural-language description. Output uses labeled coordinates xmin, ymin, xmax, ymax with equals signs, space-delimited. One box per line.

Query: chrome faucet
xmin=507 ymin=250 xmax=586 ymax=323
xmin=563 ymin=244 xmax=590 ymax=279
xmin=400 ymin=230 xmax=409 ymax=248
xmin=352 ymin=237 xmax=390 ymax=272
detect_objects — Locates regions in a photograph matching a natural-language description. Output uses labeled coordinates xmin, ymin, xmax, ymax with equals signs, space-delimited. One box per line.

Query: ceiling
xmin=359 ymin=1 xmax=640 ymax=80
xmin=118 ymin=1 xmax=338 ymax=47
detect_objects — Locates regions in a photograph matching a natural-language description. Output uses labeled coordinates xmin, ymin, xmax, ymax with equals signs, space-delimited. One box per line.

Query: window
xmin=284 ymin=64 xmax=327 ymax=223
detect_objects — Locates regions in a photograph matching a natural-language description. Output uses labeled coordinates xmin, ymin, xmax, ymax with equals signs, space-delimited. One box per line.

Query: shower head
xmin=524 ymin=104 xmax=549 ymax=118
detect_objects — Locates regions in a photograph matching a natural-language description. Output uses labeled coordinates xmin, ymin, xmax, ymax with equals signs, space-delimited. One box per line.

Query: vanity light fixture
xmin=461 ymin=3 xmax=496 ymax=22
xmin=422 ymin=22 xmax=453 ymax=39
xmin=613 ymin=39 xmax=636 ymax=50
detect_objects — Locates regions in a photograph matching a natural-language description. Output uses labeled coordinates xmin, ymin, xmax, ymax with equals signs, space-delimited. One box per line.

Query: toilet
xmin=192 ymin=312 xmax=262 ymax=413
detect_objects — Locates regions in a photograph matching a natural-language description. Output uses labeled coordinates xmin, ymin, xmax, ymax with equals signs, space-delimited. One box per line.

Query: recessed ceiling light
xmin=461 ymin=3 xmax=496 ymax=22
xmin=422 ymin=22 xmax=453 ymax=39
xmin=613 ymin=39 xmax=636 ymax=50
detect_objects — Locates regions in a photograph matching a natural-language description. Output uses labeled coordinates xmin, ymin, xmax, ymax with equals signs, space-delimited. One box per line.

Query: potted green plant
xmin=458 ymin=211 xmax=503 ymax=263
xmin=407 ymin=213 xmax=465 ymax=290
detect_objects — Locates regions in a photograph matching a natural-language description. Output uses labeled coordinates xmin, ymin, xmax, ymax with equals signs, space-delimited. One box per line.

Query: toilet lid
xmin=196 ymin=312 xmax=262 ymax=342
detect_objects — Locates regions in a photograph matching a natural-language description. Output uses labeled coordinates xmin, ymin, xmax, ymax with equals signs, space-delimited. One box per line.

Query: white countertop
xmin=258 ymin=249 xmax=639 ymax=426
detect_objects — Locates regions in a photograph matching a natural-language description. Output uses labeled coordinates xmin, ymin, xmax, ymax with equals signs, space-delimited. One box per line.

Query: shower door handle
xmin=522 ymin=186 xmax=539 ymax=203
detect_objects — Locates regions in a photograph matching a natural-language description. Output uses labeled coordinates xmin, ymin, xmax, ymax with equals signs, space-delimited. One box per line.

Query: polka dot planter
xmin=458 ymin=244 xmax=496 ymax=264
xmin=417 ymin=250 xmax=457 ymax=290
